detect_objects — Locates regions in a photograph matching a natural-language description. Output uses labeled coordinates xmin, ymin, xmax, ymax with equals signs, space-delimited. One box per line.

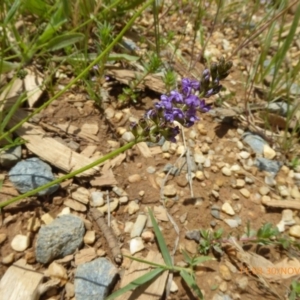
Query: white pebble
xmin=11 ymin=235 xmax=30 ymax=252
xmin=222 ymin=202 xmax=235 ymax=216
xmin=130 ymin=237 xmax=145 ymax=254
xmin=127 ymin=201 xmax=140 ymax=215
xmin=222 ymin=167 xmax=232 ymax=176
xmin=239 ymin=188 xmax=250 ymax=198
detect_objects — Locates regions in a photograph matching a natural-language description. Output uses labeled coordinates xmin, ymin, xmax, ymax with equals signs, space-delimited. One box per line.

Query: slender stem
xmin=0 ymin=140 xmax=140 ymax=209
xmin=0 ymin=0 xmax=154 ymax=142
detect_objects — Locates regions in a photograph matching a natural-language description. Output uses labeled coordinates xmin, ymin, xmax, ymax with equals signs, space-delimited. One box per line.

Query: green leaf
xmin=24 ymin=0 xmax=50 ymax=17
xmin=108 ymin=53 xmax=139 ymax=62
xmin=106 ymin=268 xmax=164 ymax=300
xmin=46 ymin=33 xmax=85 ymax=51
xmin=180 ymin=270 xmax=203 ymax=299
xmin=148 ymin=208 xmax=173 ymax=267
xmin=37 ymin=2 xmax=67 ymax=45
xmin=191 ymin=256 xmax=214 ymax=267
xmin=182 ymin=250 xmax=192 ymax=265
xmin=4 ymin=0 xmax=22 ymax=24
xmin=0 ymin=61 xmax=20 ymax=74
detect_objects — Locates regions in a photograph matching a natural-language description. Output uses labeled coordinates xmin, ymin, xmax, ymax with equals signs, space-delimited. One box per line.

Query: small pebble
xmin=291 ymin=186 xmax=300 ymax=199
xmin=58 ymin=207 xmax=71 ymax=216
xmin=130 ymin=237 xmax=145 ymax=254
xmin=239 ymin=151 xmax=250 ymax=159
xmin=141 ymin=231 xmax=155 ymax=243
xmin=122 ymin=131 xmax=135 ymax=142
xmin=195 ymin=171 xmax=205 ymax=181
xmin=146 ymin=166 xmax=156 ymax=173
xmin=194 ymin=154 xmax=206 ymax=164
xmin=289 ymin=225 xmax=300 ymax=238
xmin=259 ymin=186 xmax=270 ymax=196
xmin=263 ymin=144 xmax=276 ymax=159
xmin=41 ymin=213 xmax=54 ymax=225
xmin=128 ymin=174 xmax=141 ymax=183
xmin=72 ymin=187 xmax=90 ymax=204
xmin=222 ymin=202 xmax=235 ymax=216
xmin=127 ymin=201 xmax=140 ymax=215
xmin=2 ymin=253 xmax=15 ymax=265
xmin=236 ymin=276 xmax=248 ymax=290
xmin=27 ymin=217 xmax=41 ymax=232
xmin=278 ymin=186 xmax=289 ymax=197
xmin=84 ymin=231 xmax=96 ymax=245
xmin=239 ymin=188 xmax=250 ymax=198
xmin=11 ymin=234 xmax=30 ymax=252
xmin=281 ymin=209 xmax=295 ymax=226
xmin=124 ymin=222 xmax=134 ymax=233
xmin=119 ymin=196 xmax=129 ymax=204
xmin=164 ymin=184 xmax=177 ymax=197
xmin=230 ymin=165 xmax=241 ymax=172
xmin=219 ymin=281 xmax=228 ymax=292
xmin=45 ymin=262 xmax=68 ymax=285
xmin=265 ymin=175 xmax=276 ymax=186
xmin=64 ymin=199 xmax=87 ymax=212
xmin=90 ymin=191 xmax=104 ymax=207
xmin=131 ymin=215 xmax=148 ymax=238
xmin=219 ymin=264 xmax=232 ymax=281
xmin=222 ymin=167 xmax=232 ymax=176
xmin=0 ymin=233 xmax=7 ymax=244
xmin=232 ymin=193 xmax=239 ymax=200
xmin=224 ymin=219 xmax=239 ymax=228
xmin=236 ymin=179 xmax=245 ymax=188
xmin=170 ymin=280 xmax=179 ymax=293
xmin=237 ymin=141 xmax=244 ymax=149
xmin=204 ymin=158 xmax=211 ymax=168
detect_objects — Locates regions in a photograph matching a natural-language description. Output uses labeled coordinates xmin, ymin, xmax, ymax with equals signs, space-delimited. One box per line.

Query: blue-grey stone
xmin=255 ymin=157 xmax=282 ymax=175
xmin=75 ymin=258 xmax=118 ymax=300
xmin=8 ymin=157 xmax=59 ymax=196
xmin=36 ymin=215 xmax=85 ymax=264
xmin=267 ymin=101 xmax=290 ymax=117
xmin=185 ymin=230 xmax=201 ymax=242
xmin=0 ymin=145 xmax=22 ymax=167
xmin=242 ymin=132 xmax=267 ymax=154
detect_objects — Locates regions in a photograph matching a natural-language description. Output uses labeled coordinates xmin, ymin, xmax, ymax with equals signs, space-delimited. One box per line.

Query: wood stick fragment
xmin=88 ymin=208 xmax=122 ymax=264
xmin=262 ymin=198 xmax=300 ymax=210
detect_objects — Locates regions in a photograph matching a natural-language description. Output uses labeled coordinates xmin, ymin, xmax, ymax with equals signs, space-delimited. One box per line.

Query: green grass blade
xmin=191 ymin=256 xmax=214 ymax=267
xmin=24 ymin=0 xmax=50 ymax=17
xmin=148 ymin=208 xmax=173 ymax=267
xmin=4 ymin=0 xmax=22 ymax=24
xmin=180 ymin=270 xmax=203 ymax=300
xmin=0 ymin=61 xmax=20 ymax=74
xmin=46 ymin=33 xmax=85 ymax=51
xmin=106 ymin=268 xmax=164 ymax=300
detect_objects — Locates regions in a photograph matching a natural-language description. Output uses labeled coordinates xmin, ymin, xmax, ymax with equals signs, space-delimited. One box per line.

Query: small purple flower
xmin=185 ymin=94 xmax=200 ymax=107
xmin=172 ymin=107 xmax=185 ymax=122
xmin=158 ymin=94 xmax=173 ymax=110
xmin=185 ymin=107 xmax=199 ymax=127
xmin=181 ymin=78 xmax=200 ymax=95
xmin=163 ymin=126 xmax=180 ymax=142
xmin=199 ymin=99 xmax=211 ymax=112
xmin=169 ymin=90 xmax=184 ymax=104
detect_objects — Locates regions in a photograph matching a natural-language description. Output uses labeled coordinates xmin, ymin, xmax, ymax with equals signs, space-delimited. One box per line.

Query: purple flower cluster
xmin=131 ymin=57 xmax=232 ymax=143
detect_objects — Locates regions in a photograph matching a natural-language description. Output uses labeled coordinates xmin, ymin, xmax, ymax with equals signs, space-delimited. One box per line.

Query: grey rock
xmin=8 ymin=157 xmax=59 ymax=196
xmin=163 ymin=163 xmax=180 ymax=176
xmin=256 ymin=157 xmax=282 ymax=175
xmin=242 ymin=132 xmax=267 ymax=154
xmin=211 ymin=206 xmax=222 ymax=220
xmin=36 ymin=215 xmax=85 ymax=264
xmin=75 ymin=258 xmax=118 ymax=300
xmin=0 ymin=146 xmax=22 ymax=168
xmin=267 ymin=101 xmax=290 ymax=117
xmin=185 ymin=230 xmax=201 ymax=242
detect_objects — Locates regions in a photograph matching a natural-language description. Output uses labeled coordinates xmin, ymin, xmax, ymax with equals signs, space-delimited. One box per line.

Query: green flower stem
xmin=0 ymin=139 xmax=140 ymax=209
xmin=0 ymin=0 xmax=154 ymax=143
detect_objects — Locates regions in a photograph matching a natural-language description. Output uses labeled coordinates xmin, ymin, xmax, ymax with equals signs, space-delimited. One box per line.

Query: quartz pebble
xmin=84 ymin=231 xmax=96 ymax=245
xmin=41 ymin=213 xmax=54 ymax=225
xmin=127 ymin=201 xmax=140 ymax=215
xmin=90 ymin=191 xmax=104 ymax=207
xmin=146 ymin=166 xmax=156 ymax=173
xmin=45 ymin=262 xmax=68 ymax=285
xmin=119 ymin=196 xmax=129 ymax=204
xmin=263 ymin=144 xmax=276 ymax=159
xmin=278 ymin=186 xmax=289 ymax=197
xmin=239 ymin=151 xmax=250 ymax=159
xmin=170 ymin=280 xmax=179 ymax=293
xmin=11 ymin=235 xmax=30 ymax=252
xmin=236 ymin=179 xmax=245 ymax=188
xmin=289 ymin=225 xmax=300 ymax=238
xmin=222 ymin=167 xmax=232 ymax=176
xmin=221 ymin=202 xmax=235 ymax=216
xmin=97 ymin=198 xmax=119 ymax=214
xmin=2 ymin=253 xmax=15 ymax=265
xmin=224 ymin=219 xmax=239 ymax=228
xmin=58 ymin=207 xmax=71 ymax=216
xmin=281 ymin=209 xmax=295 ymax=226
xmin=124 ymin=222 xmax=134 ymax=233
xmin=291 ymin=186 xmax=300 ymax=199
xmin=259 ymin=186 xmax=270 ymax=196
xmin=130 ymin=237 xmax=145 ymax=254
xmin=131 ymin=215 xmax=148 ymax=238
xmin=239 ymin=188 xmax=250 ymax=198
xmin=195 ymin=171 xmax=205 ymax=181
